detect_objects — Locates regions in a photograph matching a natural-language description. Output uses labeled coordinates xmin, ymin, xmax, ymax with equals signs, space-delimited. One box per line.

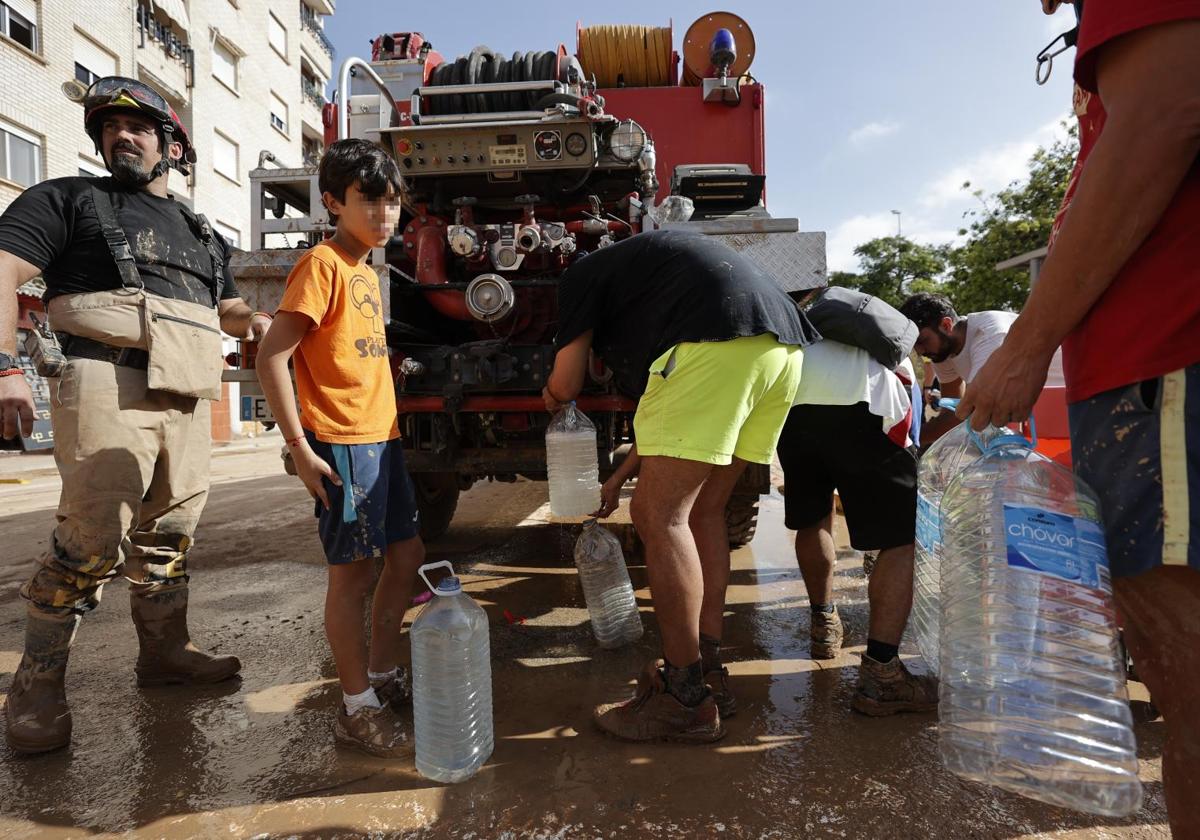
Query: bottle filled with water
xmin=546 ymin=402 xmax=600 ymax=518
xmin=574 ymin=518 xmax=643 ymax=648
xmin=938 ymin=428 xmax=1141 ymax=816
xmin=411 ymin=561 xmax=493 ymax=783
xmin=911 ymin=399 xmax=1002 ymax=674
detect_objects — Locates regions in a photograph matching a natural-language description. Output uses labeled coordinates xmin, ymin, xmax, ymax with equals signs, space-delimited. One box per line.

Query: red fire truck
xmin=225 ymin=13 xmax=827 ymax=543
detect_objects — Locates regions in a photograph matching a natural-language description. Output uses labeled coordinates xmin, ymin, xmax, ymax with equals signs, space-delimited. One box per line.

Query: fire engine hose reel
xmin=465 ymin=273 xmax=516 ymax=322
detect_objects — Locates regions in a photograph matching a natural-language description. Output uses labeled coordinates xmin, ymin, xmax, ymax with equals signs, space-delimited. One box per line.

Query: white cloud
xmin=824 ymin=118 xmax=1071 ymax=274
xmin=848 ymin=120 xmax=900 ymax=147
xmin=918 ymin=119 xmax=1068 ymax=210
xmin=826 ymin=212 xmax=958 ymax=273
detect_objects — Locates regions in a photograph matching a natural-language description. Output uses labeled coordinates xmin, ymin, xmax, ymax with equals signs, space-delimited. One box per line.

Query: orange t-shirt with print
xmin=277 ymin=241 xmax=399 ymax=444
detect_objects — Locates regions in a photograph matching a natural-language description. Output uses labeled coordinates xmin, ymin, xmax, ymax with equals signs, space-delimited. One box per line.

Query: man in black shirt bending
xmin=0 ymin=77 xmax=269 ymax=754
xmin=546 ymin=229 xmax=816 ymax=743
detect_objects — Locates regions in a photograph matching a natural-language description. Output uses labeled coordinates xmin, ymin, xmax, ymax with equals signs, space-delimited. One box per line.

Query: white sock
xmin=368 ymin=667 xmax=399 ymax=684
xmin=343 ymin=686 xmax=382 ymax=715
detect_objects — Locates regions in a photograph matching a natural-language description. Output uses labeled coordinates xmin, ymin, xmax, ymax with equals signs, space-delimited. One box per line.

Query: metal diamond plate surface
xmin=708 ymin=231 xmax=828 ymax=292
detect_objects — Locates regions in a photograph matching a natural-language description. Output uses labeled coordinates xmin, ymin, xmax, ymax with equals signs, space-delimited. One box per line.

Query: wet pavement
xmin=0 ymin=444 xmax=1170 ymax=839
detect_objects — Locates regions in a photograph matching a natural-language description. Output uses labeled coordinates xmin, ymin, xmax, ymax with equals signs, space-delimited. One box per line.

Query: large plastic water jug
xmin=574 ymin=518 xmax=643 ymax=648
xmin=411 ymin=561 xmax=493 ymax=783
xmin=546 ymin=402 xmax=599 ymax=518
xmin=911 ymin=399 xmax=1001 ymax=674
xmin=938 ymin=428 xmax=1141 ymax=816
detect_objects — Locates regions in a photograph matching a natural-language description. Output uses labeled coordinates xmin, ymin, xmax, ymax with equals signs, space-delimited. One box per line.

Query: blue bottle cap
xmin=435 ymin=576 xmax=462 ymax=595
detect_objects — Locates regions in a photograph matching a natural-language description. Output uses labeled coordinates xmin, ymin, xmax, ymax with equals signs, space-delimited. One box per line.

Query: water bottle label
xmin=1003 ymin=504 xmax=1106 ymax=589
xmin=916 ymin=492 xmax=940 ymax=553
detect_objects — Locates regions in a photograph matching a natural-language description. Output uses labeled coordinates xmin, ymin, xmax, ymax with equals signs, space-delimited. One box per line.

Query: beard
xmin=108 ymin=147 xmax=154 ymax=185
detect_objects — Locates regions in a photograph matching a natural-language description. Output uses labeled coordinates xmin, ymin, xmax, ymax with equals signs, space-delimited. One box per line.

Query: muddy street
xmin=0 ymin=442 xmax=1170 ymax=839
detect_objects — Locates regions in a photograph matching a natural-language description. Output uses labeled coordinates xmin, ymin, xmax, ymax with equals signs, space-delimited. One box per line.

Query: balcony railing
xmin=299 ymin=4 xmax=334 ymax=58
xmin=136 ymin=3 xmax=194 ymax=87
xmin=302 ymin=79 xmax=325 ymax=108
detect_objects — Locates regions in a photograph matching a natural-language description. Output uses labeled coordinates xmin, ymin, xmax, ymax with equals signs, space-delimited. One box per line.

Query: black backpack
xmin=805 ymin=287 xmax=917 ymax=370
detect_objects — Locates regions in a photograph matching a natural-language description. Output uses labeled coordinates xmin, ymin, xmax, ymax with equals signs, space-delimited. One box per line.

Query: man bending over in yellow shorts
xmin=544 ymin=229 xmax=816 ymax=743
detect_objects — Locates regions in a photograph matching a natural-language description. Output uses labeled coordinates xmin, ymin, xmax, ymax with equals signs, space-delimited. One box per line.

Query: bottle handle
xmin=967 ymin=413 xmax=1039 ymax=454
xmin=417 ymin=560 xmax=456 ymax=594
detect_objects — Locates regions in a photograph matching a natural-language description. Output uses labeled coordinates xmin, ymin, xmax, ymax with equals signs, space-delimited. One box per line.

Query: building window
xmin=270 ymin=92 xmax=288 ymax=135
xmin=267 ymin=12 xmax=286 ymax=60
xmin=213 ymin=130 xmax=239 ymax=182
xmin=74 ymin=32 xmax=117 ymax=88
xmin=302 ymin=135 xmax=322 ymax=167
xmin=78 ymin=156 xmax=108 ymax=178
xmin=212 ymin=220 xmax=240 ymax=249
xmin=1 ymin=0 xmax=38 ymax=52
xmin=0 ymin=120 xmax=41 ymax=187
xmin=212 ymin=37 xmax=238 ymax=91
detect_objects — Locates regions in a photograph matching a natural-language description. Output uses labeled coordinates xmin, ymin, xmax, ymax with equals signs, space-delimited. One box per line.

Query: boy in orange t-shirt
xmin=256 ymin=139 xmax=424 ymax=758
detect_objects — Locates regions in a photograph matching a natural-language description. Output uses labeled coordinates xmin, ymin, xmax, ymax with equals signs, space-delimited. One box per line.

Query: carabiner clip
xmin=1035 ymin=26 xmax=1078 ymax=85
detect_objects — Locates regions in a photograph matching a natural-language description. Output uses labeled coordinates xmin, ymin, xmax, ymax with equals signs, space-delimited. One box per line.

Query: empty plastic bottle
xmin=911 ymin=399 xmax=999 ymax=674
xmin=938 ymin=429 xmax=1141 ymax=816
xmin=411 ymin=561 xmax=493 ymax=783
xmin=546 ymin=402 xmax=600 ymax=518
xmin=574 ymin=518 xmax=643 ymax=648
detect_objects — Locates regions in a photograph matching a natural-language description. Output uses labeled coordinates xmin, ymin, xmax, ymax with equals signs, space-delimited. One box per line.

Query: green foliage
xmin=942 ymin=123 xmax=1078 ymax=312
xmin=829 ymin=236 xmax=950 ymax=309
xmin=837 ymin=122 xmax=1079 ymax=313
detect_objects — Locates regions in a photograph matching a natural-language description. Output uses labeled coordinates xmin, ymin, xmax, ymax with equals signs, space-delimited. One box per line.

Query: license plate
xmin=241 ymin=395 xmax=275 ymax=422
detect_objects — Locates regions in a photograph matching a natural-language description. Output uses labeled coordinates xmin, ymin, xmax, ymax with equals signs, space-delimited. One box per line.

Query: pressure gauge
xmin=533 ymin=130 xmax=562 ymax=161
xmin=565 ymin=132 xmax=589 ymax=157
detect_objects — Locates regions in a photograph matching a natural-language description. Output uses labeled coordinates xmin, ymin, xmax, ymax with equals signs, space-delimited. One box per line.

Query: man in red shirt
xmin=960 ymin=2 xmax=1200 ymax=832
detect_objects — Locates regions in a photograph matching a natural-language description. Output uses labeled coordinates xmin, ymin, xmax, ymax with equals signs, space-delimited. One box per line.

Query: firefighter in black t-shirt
xmin=0 ymin=77 xmax=271 ymax=754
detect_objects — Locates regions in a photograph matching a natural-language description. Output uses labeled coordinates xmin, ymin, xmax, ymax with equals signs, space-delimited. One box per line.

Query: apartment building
xmin=0 ymin=0 xmax=335 ymax=249
xmin=0 ymin=0 xmax=336 ymax=442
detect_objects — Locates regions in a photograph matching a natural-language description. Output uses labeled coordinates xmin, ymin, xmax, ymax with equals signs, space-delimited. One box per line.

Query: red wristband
xmin=0 ymin=368 xmax=24 ymax=378
xmin=285 ymin=435 xmax=305 ymax=447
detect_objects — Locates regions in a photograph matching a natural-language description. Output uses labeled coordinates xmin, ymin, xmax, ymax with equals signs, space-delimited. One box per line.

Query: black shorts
xmin=776 ymin=402 xmax=917 ymax=550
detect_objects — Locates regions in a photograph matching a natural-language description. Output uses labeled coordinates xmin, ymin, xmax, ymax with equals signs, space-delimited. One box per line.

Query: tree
xmin=830 ymin=236 xmax=949 ymax=309
xmin=943 ymin=123 xmax=1078 ymax=312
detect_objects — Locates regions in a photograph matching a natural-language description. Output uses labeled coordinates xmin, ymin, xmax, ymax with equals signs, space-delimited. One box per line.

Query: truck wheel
xmin=726 ymin=494 xmax=760 ymax=548
xmin=414 ymin=473 xmax=461 ymax=542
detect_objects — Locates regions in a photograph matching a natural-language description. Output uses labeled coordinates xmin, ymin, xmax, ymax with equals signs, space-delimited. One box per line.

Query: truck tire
xmin=414 ymin=472 xmax=461 ymax=542
xmin=726 ymin=494 xmax=760 ymax=548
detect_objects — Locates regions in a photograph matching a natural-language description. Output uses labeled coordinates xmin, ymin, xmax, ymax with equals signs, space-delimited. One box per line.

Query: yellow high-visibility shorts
xmin=634 ymin=333 xmax=804 ymax=466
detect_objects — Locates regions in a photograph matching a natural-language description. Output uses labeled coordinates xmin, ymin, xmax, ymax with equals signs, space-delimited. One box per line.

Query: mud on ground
xmin=0 ymin=444 xmax=1169 ymax=839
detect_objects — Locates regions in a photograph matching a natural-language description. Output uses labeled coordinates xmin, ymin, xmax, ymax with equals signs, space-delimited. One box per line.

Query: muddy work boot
xmin=334 ymin=704 xmax=411 ymax=759
xmin=594 ymin=661 xmax=725 ymax=743
xmin=5 ymin=607 xmax=80 ymax=754
xmin=703 ymin=667 xmax=737 ymax=719
xmin=852 ymin=655 xmax=939 ymax=716
xmin=810 ymin=607 xmax=844 ymax=660
xmin=371 ymin=666 xmax=412 ymax=710
xmin=130 ymin=584 xmax=241 ymax=687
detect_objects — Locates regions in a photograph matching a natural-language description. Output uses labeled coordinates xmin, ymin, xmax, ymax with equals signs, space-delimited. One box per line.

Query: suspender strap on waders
xmin=88 ymin=183 xmax=225 ymax=307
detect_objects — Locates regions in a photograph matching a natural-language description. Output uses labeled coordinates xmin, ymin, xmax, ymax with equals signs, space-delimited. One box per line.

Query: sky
xmin=325 ymin=1 xmax=1080 ymax=273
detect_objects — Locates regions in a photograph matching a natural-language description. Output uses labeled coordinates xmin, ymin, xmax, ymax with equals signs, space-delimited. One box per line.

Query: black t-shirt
xmin=0 ymin=176 xmax=237 ymax=306
xmin=555 ymin=229 xmax=818 ymax=398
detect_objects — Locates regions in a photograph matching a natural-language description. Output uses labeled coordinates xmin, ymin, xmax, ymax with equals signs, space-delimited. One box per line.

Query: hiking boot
xmin=4 ymin=607 xmax=79 ymax=754
xmin=130 ymin=584 xmax=241 ymax=687
xmin=704 ymin=666 xmax=737 ymax=719
xmin=371 ymin=666 xmax=412 ymax=710
xmin=852 ymin=655 xmax=939 ymax=716
xmin=334 ymin=703 xmax=411 ymax=758
xmin=810 ymin=607 xmax=843 ymax=660
xmin=593 ymin=661 xmax=725 ymax=743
